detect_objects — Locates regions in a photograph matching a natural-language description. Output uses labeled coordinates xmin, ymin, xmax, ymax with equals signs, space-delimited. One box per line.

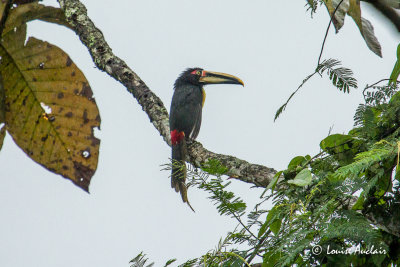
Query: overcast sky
xmin=0 ymin=0 xmax=398 ymax=266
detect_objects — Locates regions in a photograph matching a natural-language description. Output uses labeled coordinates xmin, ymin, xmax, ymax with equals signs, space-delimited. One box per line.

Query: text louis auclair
xmin=327 ymin=244 xmax=386 ymax=255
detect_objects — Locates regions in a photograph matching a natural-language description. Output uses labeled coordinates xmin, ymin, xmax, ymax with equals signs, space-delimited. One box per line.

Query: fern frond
xmin=323 ymin=210 xmax=387 ymax=248
xmin=317 ymin=59 xmax=358 ymax=92
xmin=305 ymin=0 xmax=319 ymax=16
xmin=163 ymin=259 xmax=177 ymax=267
xmin=354 ymin=104 xmax=367 ymax=127
xmin=177 ymin=258 xmax=198 ymax=267
xmin=129 ymin=252 xmax=154 ymax=267
xmin=334 ymin=147 xmax=394 ymax=179
xmin=353 ymin=104 xmax=376 ymax=138
xmin=364 ymin=81 xmax=399 ymax=106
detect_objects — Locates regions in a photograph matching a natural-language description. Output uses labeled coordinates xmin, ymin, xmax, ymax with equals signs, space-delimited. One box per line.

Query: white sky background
xmin=0 ymin=0 xmax=398 ymax=266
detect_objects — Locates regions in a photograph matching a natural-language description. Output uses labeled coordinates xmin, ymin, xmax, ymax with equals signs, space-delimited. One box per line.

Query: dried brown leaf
xmin=325 ymin=0 xmax=350 ymax=32
xmin=324 ymin=0 xmax=382 ymax=57
xmin=360 ymin=17 xmax=382 ymax=57
xmin=0 ymin=23 xmax=101 ymax=191
xmin=3 ymin=3 xmax=72 ymax=36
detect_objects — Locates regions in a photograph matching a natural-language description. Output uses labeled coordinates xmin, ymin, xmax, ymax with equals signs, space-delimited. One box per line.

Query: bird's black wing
xmin=170 ymin=85 xmax=203 ymax=139
xmin=189 ymin=103 xmax=202 ymax=140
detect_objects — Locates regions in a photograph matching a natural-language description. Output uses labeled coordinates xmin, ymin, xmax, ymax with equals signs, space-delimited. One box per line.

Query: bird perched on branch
xmin=169 ymin=68 xmax=244 ymax=210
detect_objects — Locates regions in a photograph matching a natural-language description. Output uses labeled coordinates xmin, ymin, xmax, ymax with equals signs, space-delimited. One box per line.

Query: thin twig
xmin=246 ymin=230 xmax=270 ymax=264
xmin=362 ymin=78 xmax=400 ymax=101
xmin=317 ymin=0 xmax=345 ymax=66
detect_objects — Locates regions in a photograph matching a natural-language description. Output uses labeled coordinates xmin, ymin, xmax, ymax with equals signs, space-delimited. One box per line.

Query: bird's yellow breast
xmin=202 ymin=88 xmax=206 ymax=107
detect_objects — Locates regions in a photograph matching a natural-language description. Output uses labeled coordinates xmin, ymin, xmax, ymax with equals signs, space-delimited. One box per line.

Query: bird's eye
xmin=196 ymin=71 xmax=201 ymax=75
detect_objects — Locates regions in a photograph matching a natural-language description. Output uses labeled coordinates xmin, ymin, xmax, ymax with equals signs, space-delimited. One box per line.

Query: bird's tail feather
xmin=171 ymin=139 xmax=195 ymax=212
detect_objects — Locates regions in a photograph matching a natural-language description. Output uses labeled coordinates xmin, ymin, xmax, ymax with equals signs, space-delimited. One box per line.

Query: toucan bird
xmin=169 ymin=68 xmax=244 ymax=210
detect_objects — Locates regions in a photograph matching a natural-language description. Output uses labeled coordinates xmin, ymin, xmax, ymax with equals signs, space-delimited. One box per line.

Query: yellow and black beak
xmin=199 ymin=71 xmax=244 ymax=86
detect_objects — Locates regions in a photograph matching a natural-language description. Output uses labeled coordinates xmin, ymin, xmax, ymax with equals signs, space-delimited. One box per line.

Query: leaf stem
xmin=317 ymin=0 xmax=345 ymax=66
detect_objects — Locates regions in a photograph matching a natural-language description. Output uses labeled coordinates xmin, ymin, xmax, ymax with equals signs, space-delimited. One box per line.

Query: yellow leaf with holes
xmin=0 ymin=24 xmax=100 ymax=191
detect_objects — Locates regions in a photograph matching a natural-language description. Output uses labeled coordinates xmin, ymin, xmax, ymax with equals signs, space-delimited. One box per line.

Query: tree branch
xmin=57 ymin=0 xmax=277 ymax=187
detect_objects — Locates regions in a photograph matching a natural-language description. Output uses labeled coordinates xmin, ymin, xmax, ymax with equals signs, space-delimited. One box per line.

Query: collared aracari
xmin=169 ymin=68 xmax=244 ymax=210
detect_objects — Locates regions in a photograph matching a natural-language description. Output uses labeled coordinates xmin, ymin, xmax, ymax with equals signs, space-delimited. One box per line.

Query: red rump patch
xmin=171 ymin=130 xmax=185 ymax=145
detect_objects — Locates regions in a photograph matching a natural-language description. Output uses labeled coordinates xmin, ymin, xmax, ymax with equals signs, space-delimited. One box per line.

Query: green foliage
xmin=129 ymin=252 xmax=154 ymax=267
xmin=363 ymin=82 xmax=399 ymax=106
xmin=176 ymin=232 xmax=251 ymax=267
xmin=317 ymin=59 xmax=358 ymax=93
xmin=266 ymin=170 xmax=282 ymax=192
xmin=164 ymin=259 xmax=177 ymax=267
xmin=262 ymin=79 xmax=400 ymax=266
xmin=389 ymin=43 xmax=400 ymax=85
xmin=305 ymin=0 xmax=321 ymax=16
xmin=287 ymin=168 xmax=312 ymax=186
xmin=187 ymin=164 xmax=246 ymax=218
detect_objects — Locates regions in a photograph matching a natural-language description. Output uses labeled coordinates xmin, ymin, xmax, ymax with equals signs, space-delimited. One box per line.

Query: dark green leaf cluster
xmin=317 ymin=59 xmax=358 ymax=93
xmin=363 ymin=82 xmax=399 ymax=106
xmin=305 ymin=0 xmax=324 ymax=17
xmin=261 ymin=83 xmax=400 ymax=266
xmin=186 ymin=163 xmax=246 ymax=220
xmin=177 ymin=232 xmax=251 ymax=267
xmin=129 ymin=252 xmax=155 ymax=267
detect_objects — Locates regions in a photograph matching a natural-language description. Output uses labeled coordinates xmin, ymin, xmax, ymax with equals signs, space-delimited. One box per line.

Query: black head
xmin=173 ymin=67 xmax=244 ymax=90
xmin=174 ymin=68 xmax=204 ymax=89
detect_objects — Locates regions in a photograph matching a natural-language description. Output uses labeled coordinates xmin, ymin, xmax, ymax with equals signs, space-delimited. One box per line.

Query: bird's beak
xmin=199 ymin=71 xmax=244 ymax=86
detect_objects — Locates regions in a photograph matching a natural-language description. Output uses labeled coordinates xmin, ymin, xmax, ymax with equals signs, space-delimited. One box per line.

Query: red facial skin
xmin=171 ymin=129 xmax=185 ymax=145
xmin=190 ymin=70 xmax=206 ymax=77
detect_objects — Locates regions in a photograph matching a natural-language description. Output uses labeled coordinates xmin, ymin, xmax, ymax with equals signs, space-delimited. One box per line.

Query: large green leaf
xmin=259 ymin=205 xmax=279 ymax=238
xmin=0 ymin=23 xmax=100 ymax=191
xmin=269 ymin=219 xmax=282 ymax=235
xmin=320 ymin=134 xmax=353 ymax=152
xmin=389 ymin=43 xmax=400 ymax=85
xmin=266 ymin=170 xmax=282 ymax=192
xmin=287 ymin=169 xmax=312 ymax=187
